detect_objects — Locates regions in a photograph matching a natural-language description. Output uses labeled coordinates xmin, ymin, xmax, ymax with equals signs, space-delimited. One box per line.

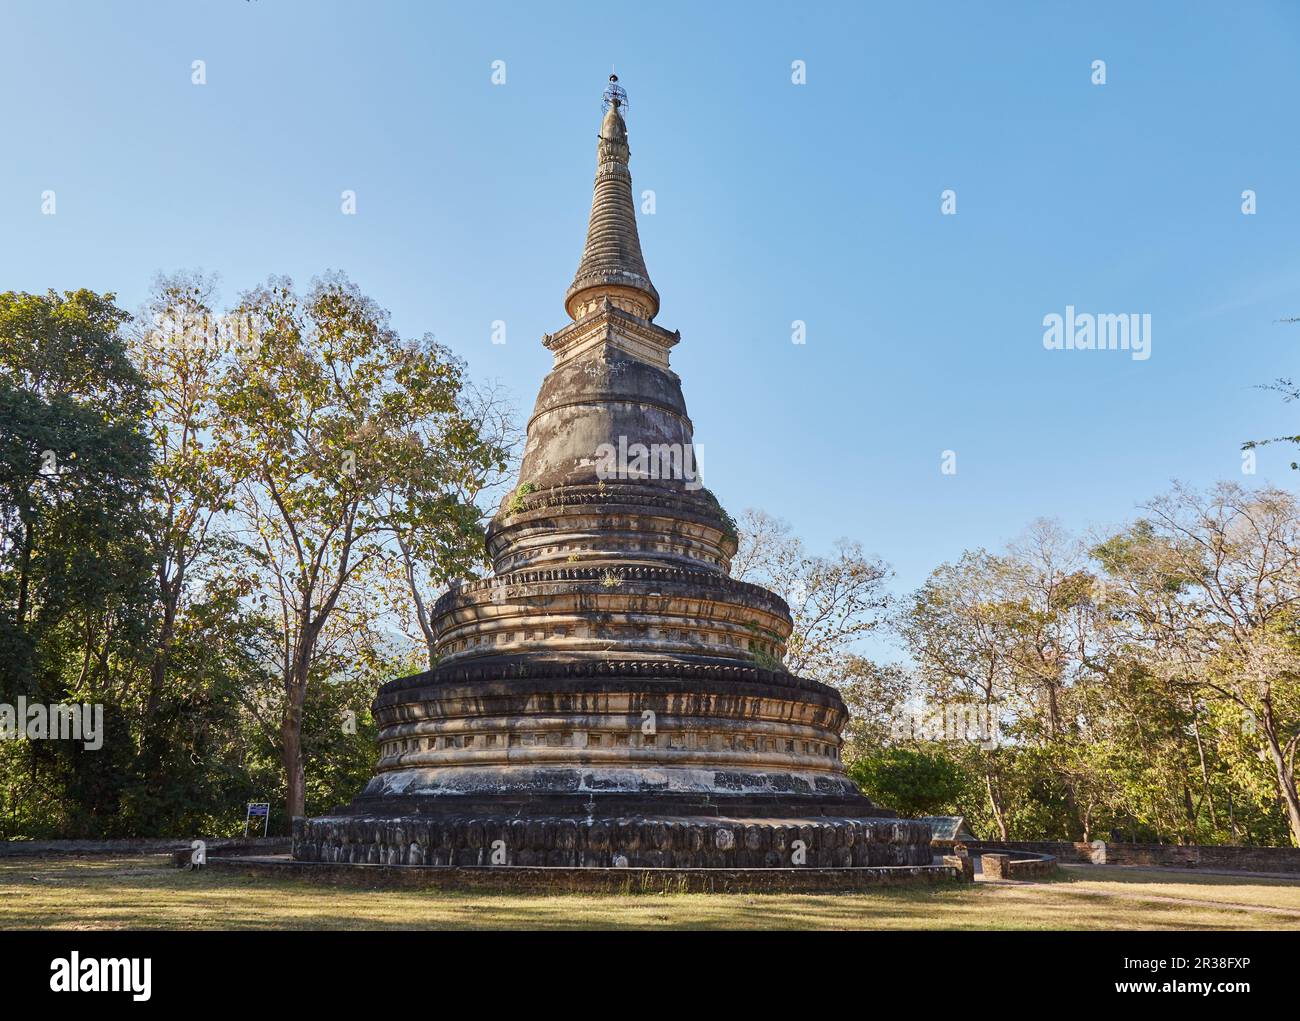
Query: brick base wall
xmin=208 ymin=855 xmax=963 ymax=893
xmin=968 ymin=840 xmax=1300 ymax=873
xmin=0 ymin=838 xmax=290 ymax=859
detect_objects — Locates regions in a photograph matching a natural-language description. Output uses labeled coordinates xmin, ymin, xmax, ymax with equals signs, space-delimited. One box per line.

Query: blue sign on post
xmin=244 ymin=802 xmax=271 ymax=837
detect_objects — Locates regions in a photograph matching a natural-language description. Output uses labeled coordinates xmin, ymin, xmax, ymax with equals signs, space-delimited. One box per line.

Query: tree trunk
xmin=985 ymin=768 xmax=1009 ymax=841
xmin=398 ymin=535 xmax=438 ymax=669
xmin=147 ymin=591 xmax=178 ymax=723
xmin=1260 ymin=717 xmax=1300 ymax=849
xmin=1189 ymin=697 xmax=1217 ymax=831
xmin=281 ymin=683 xmax=307 ymax=823
xmin=15 ymin=511 xmax=33 ymax=628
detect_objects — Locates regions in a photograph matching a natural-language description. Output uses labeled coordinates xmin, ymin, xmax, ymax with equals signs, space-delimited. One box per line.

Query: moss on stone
xmin=506 ymin=481 xmax=536 ymax=516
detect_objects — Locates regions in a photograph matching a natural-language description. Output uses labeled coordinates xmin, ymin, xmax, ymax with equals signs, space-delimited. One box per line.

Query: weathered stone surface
xmin=293 ymin=815 xmax=934 ymax=869
xmin=214 ymin=854 xmax=963 ymax=894
xmin=564 ymin=81 xmax=659 ymax=322
xmin=942 ymin=853 xmax=976 ymax=883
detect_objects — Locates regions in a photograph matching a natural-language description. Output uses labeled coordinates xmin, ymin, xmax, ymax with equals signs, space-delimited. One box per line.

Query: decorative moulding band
xmin=377 ymin=656 xmax=843 ymax=702
xmin=434 ymin=564 xmax=788 ymax=617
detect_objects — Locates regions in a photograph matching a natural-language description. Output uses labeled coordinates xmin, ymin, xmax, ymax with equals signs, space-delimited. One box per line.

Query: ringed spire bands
xmin=564 ymin=79 xmax=660 ymax=322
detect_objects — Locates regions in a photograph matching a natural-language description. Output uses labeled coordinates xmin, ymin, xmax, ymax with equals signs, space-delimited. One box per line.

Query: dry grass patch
xmin=1 ymin=856 xmax=1297 ymax=930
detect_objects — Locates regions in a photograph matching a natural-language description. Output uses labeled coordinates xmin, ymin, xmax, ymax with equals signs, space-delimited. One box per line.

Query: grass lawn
xmin=2 ymin=856 xmax=1299 ymax=930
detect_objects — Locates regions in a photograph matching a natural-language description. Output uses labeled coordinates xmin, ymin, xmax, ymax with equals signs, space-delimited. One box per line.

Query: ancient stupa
xmin=293 ymin=78 xmax=930 ymax=869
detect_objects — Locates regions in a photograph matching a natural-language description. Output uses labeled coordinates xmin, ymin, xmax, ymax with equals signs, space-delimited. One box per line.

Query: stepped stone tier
xmin=293 ymin=78 xmax=931 ymax=869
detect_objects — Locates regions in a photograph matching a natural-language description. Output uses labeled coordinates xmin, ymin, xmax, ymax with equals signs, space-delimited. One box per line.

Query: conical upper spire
xmin=564 ymin=75 xmax=660 ymax=321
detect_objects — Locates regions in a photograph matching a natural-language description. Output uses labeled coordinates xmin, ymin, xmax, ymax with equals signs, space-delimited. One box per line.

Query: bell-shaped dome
xmin=600 ymin=103 xmax=627 ymax=143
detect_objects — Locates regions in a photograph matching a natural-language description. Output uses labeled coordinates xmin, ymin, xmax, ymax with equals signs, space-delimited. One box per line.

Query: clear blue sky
xmin=4 ymin=1 xmax=1300 ymax=619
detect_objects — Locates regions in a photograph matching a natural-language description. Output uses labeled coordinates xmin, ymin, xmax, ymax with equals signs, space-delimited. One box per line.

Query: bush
xmin=848 ymin=746 xmax=967 ymax=817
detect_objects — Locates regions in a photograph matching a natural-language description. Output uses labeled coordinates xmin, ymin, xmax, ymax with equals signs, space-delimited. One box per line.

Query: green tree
xmin=732 ymin=508 xmax=891 ymax=679
xmin=847 ymin=746 xmax=966 ymax=818
xmin=0 ymin=289 xmax=154 ymax=835
xmin=1095 ymin=484 xmax=1300 ymax=847
xmin=215 ymin=274 xmax=505 ymax=820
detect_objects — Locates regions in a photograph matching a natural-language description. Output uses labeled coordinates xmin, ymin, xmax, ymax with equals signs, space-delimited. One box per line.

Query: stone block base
xmin=981 ymin=852 xmax=1012 ymax=880
xmin=209 ymin=855 xmax=959 ymax=893
xmin=293 ymin=814 xmax=933 ymax=869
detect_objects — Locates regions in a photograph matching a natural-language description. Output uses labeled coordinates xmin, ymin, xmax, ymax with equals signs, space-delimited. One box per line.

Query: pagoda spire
xmin=294 ymin=80 xmax=932 ymax=877
xmin=564 ymin=75 xmax=660 ymax=321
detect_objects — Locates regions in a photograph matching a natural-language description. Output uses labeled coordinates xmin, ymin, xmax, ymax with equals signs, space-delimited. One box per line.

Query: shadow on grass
xmin=3 ymin=856 xmax=1298 ymax=930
